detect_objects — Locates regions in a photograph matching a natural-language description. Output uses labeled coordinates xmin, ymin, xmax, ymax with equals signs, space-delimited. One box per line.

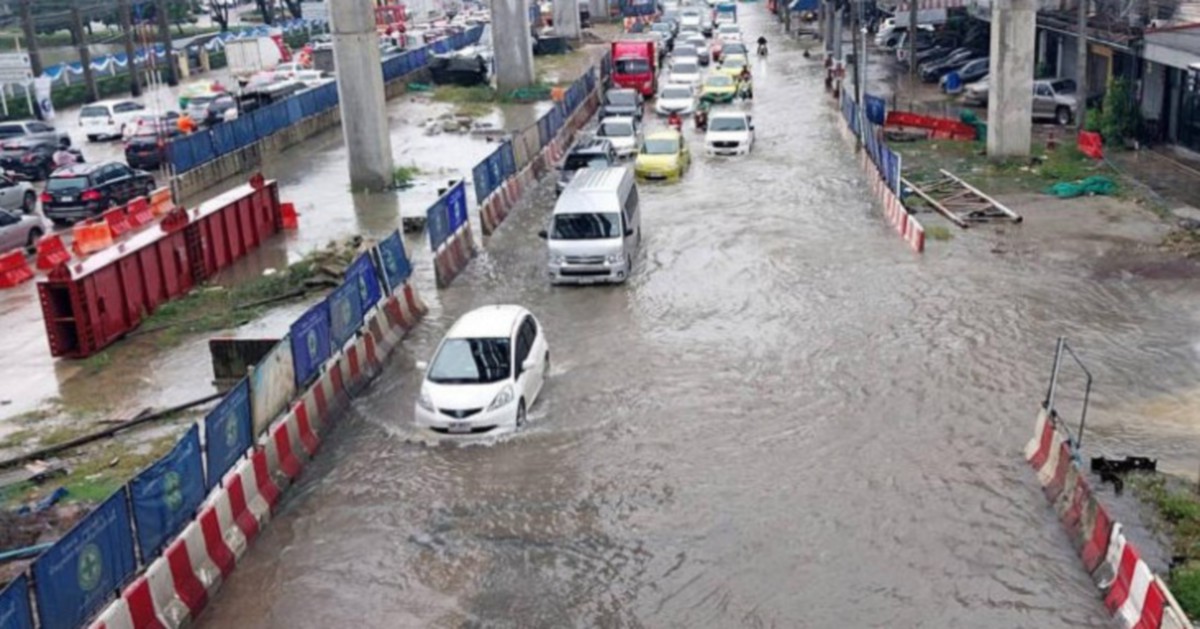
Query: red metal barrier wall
xmin=37 ymin=179 xmax=283 ymax=358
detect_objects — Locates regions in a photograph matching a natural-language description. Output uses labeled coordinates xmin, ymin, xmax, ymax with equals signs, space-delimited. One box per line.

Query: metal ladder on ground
xmin=901 ymin=169 xmax=1023 ymax=228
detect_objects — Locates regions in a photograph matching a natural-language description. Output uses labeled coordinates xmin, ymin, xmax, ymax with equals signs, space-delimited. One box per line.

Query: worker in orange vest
xmin=177 ymin=112 xmax=197 ymax=135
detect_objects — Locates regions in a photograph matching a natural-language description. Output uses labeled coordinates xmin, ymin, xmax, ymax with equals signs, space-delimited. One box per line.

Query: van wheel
xmin=86 ymin=135 xmax=99 ymax=142
xmin=1055 ymin=106 xmax=1072 ymax=126
xmin=516 ymin=400 xmax=527 ymax=429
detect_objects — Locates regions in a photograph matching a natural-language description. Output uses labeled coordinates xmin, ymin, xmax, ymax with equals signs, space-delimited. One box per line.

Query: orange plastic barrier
xmin=1078 ymin=131 xmax=1103 ymax=159
xmin=127 ymin=197 xmax=154 ymax=228
xmin=71 ymin=221 xmax=114 ymax=256
xmin=280 ymin=202 xmax=299 ymax=230
xmin=0 ymin=249 xmax=32 ymax=288
xmin=103 ymin=208 xmax=133 ymax=238
xmin=35 ymin=234 xmax=71 ymax=270
xmin=149 ymin=187 xmax=174 ymax=217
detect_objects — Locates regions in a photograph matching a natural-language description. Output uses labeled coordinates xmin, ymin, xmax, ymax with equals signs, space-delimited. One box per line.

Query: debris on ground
xmin=1045 ymin=175 xmax=1119 ymax=199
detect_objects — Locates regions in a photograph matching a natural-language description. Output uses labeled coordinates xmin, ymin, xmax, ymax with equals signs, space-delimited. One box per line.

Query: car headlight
xmin=487 ymin=384 xmax=514 ymax=411
xmin=605 ymin=253 xmax=620 ymax=264
xmin=417 ymin=388 xmax=435 ymax=411
xmin=551 ymin=254 xmax=564 ymax=265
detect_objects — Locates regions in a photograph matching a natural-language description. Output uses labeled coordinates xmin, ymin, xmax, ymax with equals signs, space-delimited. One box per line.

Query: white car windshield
xmin=710 ymin=116 xmax=747 ymax=131
xmin=428 ymin=338 xmax=511 ymax=384
xmin=662 ymin=87 xmax=691 ymax=99
xmin=673 ymin=62 xmax=698 ymax=74
xmin=552 ymin=213 xmax=621 ymax=239
xmin=600 ymin=121 xmax=634 ymax=137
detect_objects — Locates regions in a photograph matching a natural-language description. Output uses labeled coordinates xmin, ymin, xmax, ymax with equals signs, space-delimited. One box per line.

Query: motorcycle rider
xmin=667 ymin=110 xmax=682 ymax=131
xmin=757 ymin=35 xmax=768 ymax=57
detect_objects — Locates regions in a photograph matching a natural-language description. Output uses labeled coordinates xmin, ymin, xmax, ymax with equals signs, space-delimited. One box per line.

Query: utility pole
xmin=120 ymin=0 xmax=143 ymax=97
xmin=17 ymin=0 xmax=43 ymax=79
xmin=1075 ymin=0 xmax=1089 ymax=130
xmin=155 ymin=0 xmax=179 ymax=86
xmin=70 ymin=1 xmax=100 ymax=103
xmin=851 ymin=0 xmax=861 ymax=149
xmin=907 ymin=0 xmax=917 ymax=79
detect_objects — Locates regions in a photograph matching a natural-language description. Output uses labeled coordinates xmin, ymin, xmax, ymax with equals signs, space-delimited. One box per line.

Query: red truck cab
xmin=611 ymin=40 xmax=657 ymax=97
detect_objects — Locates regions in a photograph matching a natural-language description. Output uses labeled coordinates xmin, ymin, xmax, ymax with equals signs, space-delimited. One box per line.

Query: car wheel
xmin=22 ymin=191 xmax=35 ymax=214
xmin=25 ymin=227 xmax=42 ymax=253
xmin=1055 ymin=106 xmax=1072 ymax=126
xmin=516 ymin=399 xmax=527 ymax=429
xmin=50 ymin=218 xmax=71 ymax=227
xmin=86 ymin=135 xmax=99 ymax=142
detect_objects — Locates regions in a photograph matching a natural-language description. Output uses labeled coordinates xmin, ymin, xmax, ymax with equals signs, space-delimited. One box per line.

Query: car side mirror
xmin=749 ymin=125 xmax=755 ymax=131
xmin=521 ymin=358 xmax=536 ymax=372
xmin=538 ymin=229 xmax=548 ymax=239
xmin=624 ymin=227 xmax=634 ymax=237
xmin=416 ymin=360 xmax=428 ymax=371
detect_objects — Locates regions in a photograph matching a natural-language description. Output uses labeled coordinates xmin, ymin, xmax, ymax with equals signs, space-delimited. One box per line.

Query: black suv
xmin=124 ymin=124 xmax=183 ymax=170
xmin=556 ymin=138 xmax=617 ymax=196
xmin=0 ymin=137 xmax=83 ymax=181
xmin=41 ymin=162 xmax=155 ymax=225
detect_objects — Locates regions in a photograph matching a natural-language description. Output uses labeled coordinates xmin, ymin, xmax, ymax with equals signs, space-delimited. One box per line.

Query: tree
xmin=255 ymin=0 xmax=275 ymax=24
xmin=282 ymin=0 xmax=302 ymax=19
xmin=166 ymin=0 xmax=197 ymax=34
xmin=210 ymin=0 xmax=232 ymax=31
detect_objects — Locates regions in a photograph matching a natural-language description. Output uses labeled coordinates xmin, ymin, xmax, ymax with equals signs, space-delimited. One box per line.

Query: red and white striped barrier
xmin=858 ymin=149 xmax=925 ymax=254
xmin=433 ymin=224 xmax=477 ymax=288
xmin=87 ymin=278 xmax=431 ymax=629
xmin=1025 ymin=408 xmax=1193 ymax=629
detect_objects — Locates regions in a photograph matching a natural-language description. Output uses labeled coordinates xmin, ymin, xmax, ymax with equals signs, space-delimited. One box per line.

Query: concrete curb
xmin=85 ymin=282 xmax=429 ymax=629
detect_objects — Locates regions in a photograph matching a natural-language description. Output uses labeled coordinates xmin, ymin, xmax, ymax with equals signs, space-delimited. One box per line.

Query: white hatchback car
xmin=669 ymin=57 xmax=702 ymax=86
xmin=79 ymin=99 xmax=146 ymax=141
xmin=595 ymin=116 xmax=640 ymax=158
xmin=705 ymin=110 xmax=754 ymax=156
xmin=415 ymin=305 xmax=549 ymax=437
xmin=655 ymin=83 xmax=696 ymax=116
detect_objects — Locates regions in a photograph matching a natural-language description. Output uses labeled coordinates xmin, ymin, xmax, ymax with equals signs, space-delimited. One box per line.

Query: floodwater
xmin=194 ymin=7 xmax=1200 ymax=629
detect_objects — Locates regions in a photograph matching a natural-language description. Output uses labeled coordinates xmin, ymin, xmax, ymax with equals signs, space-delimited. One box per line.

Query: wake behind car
xmin=415 ymin=305 xmax=549 ymax=437
xmin=41 ymin=162 xmax=155 ymax=225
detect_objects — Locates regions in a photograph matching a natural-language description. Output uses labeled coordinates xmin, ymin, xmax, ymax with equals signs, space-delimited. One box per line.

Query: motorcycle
xmin=757 ymin=42 xmax=768 ymax=57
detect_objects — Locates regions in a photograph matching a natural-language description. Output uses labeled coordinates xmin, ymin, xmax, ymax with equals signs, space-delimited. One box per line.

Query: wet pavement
xmin=190 ymin=8 xmax=1200 ymax=629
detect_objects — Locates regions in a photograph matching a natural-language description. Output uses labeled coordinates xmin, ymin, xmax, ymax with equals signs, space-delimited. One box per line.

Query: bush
xmin=1170 ymin=565 xmax=1200 ymax=619
xmin=1100 ymin=77 xmax=1138 ymax=145
xmin=1084 ymin=108 xmax=1102 ymax=133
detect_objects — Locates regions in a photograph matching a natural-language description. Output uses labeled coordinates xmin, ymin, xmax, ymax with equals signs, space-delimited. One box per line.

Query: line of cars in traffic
xmin=410 ymin=2 xmax=762 ymax=439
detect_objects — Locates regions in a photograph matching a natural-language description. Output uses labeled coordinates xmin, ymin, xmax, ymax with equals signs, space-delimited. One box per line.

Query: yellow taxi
xmin=634 ymin=130 xmax=690 ymax=182
xmin=716 ymin=53 xmax=750 ymax=78
xmin=701 ymin=73 xmax=738 ymax=103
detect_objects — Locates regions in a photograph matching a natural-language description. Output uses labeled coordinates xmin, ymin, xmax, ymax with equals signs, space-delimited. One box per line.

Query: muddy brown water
xmin=186 ymin=10 xmax=1200 ymax=628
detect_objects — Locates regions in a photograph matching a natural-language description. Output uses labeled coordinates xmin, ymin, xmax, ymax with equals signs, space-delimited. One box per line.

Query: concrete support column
xmin=331 ymin=0 xmax=395 ymax=192
xmin=491 ymin=0 xmax=536 ymax=92
xmin=986 ymin=0 xmax=1036 ymax=158
xmin=554 ymin=0 xmax=582 ymax=39
xmin=832 ymin=8 xmax=843 ymax=61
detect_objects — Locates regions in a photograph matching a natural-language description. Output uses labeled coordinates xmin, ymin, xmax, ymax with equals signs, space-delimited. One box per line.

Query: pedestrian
xmin=52 ymin=146 xmax=77 ymax=169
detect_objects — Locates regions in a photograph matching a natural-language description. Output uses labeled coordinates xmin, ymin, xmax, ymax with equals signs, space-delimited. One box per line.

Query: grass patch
xmin=394 ymin=165 xmax=421 ymax=189
xmin=898 ymin=140 xmax=1106 ymax=195
xmin=925 ymin=225 xmax=954 ymax=241
xmin=1129 ymin=473 xmax=1200 ymax=617
xmin=58 ymin=438 xmax=175 ymax=504
xmin=433 ymin=85 xmax=497 ymax=105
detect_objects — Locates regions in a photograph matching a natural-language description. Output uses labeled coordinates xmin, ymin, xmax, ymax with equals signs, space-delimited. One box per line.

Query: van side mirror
xmin=624 ymin=227 xmax=634 ymax=237
xmin=538 ymin=229 xmax=548 ymax=239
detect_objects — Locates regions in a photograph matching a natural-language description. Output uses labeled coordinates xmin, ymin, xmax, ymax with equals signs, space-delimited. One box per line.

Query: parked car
xmin=600 ymin=88 xmax=645 ymax=120
xmin=913 ymin=45 xmax=951 ymax=67
xmin=41 ymin=162 xmax=155 ymax=225
xmin=79 ymin=99 xmax=147 ymax=141
xmin=876 ymin=23 xmax=934 ymax=49
xmin=414 ymin=305 xmax=549 ymax=437
xmin=0 ymin=120 xmax=70 ymax=147
xmin=941 ymin=57 xmax=989 ymax=91
xmin=919 ymin=49 xmax=978 ymax=83
xmin=960 ymin=77 xmax=1079 ymax=125
xmin=0 ymin=208 xmax=45 ymax=253
xmin=0 ymin=137 xmax=83 ymax=181
xmin=895 ymin=31 xmax=937 ymax=65
xmin=124 ymin=124 xmax=184 ymax=170
xmin=557 ymin=137 xmax=617 ymax=195
xmin=186 ymin=93 xmax=239 ymax=126
xmin=0 ymin=173 xmax=37 ymax=214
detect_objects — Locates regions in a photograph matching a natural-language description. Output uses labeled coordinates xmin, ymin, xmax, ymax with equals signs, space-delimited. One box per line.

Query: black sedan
xmin=41 ymin=162 xmax=155 ymax=225
xmin=0 ymin=137 xmax=81 ymax=181
xmin=124 ymin=125 xmax=183 ymax=170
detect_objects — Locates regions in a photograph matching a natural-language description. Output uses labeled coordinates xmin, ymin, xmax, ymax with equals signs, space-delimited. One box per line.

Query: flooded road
xmin=198 ymin=8 xmax=1200 ymax=628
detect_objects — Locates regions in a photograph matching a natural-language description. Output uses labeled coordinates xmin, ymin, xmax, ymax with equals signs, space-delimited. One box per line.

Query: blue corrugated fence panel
xmin=212 ymin=123 xmax=236 ymax=155
xmin=232 ymin=115 xmax=256 ymax=147
xmin=286 ymin=96 xmax=303 ymax=124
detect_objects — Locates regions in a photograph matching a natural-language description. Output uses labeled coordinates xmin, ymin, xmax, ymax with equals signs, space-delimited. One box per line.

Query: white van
xmin=79 ymin=99 xmax=146 ymax=141
xmin=539 ymin=167 xmax=640 ymax=285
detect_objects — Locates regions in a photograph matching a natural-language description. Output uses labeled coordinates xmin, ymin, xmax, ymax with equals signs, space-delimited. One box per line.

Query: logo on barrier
xmin=224 ymin=411 xmax=240 ymax=447
xmin=77 ymin=544 xmax=103 ymax=592
xmin=357 ymin=274 xmax=370 ymax=306
xmin=306 ymin=330 xmax=318 ymax=360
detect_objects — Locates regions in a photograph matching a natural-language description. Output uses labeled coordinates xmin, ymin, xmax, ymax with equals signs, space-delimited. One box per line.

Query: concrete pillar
xmin=832 ymin=8 xmax=843 ymax=61
xmin=986 ymin=0 xmax=1036 ymax=158
xmin=491 ymin=0 xmax=536 ymax=92
xmin=331 ymin=0 xmax=395 ymax=192
xmin=554 ymin=0 xmax=581 ymax=39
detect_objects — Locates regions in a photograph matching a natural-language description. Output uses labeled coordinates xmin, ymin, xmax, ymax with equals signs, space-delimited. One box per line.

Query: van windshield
xmin=552 ymin=213 xmax=621 ymax=240
xmin=564 ymin=154 xmax=608 ymax=171
xmin=616 ymin=58 xmax=651 ymax=74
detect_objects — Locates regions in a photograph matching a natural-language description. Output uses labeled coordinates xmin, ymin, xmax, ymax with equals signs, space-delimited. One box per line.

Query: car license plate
xmin=447 ymin=422 xmax=471 ymax=433
xmin=60 ymin=196 xmax=74 ymax=203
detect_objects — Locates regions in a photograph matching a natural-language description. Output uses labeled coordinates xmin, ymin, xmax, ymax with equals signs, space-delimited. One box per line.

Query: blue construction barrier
xmin=129 ymin=425 xmax=206 ymax=559
xmin=203 ymin=378 xmax=253 ymax=490
xmin=290 ymin=300 xmax=332 ymax=389
xmin=426 ymin=181 xmax=469 ymax=252
xmin=376 ymin=230 xmax=412 ymax=292
xmin=168 ymin=26 xmax=483 ymax=175
xmin=471 ymin=142 xmax=515 ymax=204
xmin=843 ymin=91 xmax=903 ymax=195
